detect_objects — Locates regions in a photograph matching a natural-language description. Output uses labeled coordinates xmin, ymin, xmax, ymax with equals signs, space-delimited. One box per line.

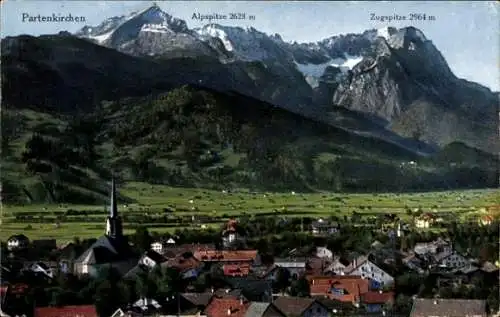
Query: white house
xmin=415 ymin=213 xmax=436 ymax=229
xmin=344 ymin=256 xmax=394 ymax=288
xmin=150 ymin=238 xmax=176 ymax=254
xmin=139 ymin=250 xmax=167 ymax=269
xmin=6 ymin=235 xmax=30 ymax=251
xmin=311 ymin=219 xmax=339 ymax=236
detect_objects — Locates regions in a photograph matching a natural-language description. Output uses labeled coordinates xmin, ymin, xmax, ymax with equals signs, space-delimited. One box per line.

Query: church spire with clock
xmin=105 ymin=178 xmax=123 ymax=239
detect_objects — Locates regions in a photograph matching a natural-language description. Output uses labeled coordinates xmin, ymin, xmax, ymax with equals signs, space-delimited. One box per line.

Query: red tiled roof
xmin=308 ymin=275 xmax=370 ymax=303
xmin=223 ymin=264 xmax=251 ymax=277
xmin=165 ymin=254 xmax=202 ymax=272
xmin=362 ymin=291 xmax=394 ymax=304
xmin=205 ymin=297 xmax=250 ymax=317
xmin=34 ymin=305 xmax=98 ymax=317
xmin=481 ymin=215 xmax=493 ymax=222
xmin=194 ymin=250 xmax=257 ymax=262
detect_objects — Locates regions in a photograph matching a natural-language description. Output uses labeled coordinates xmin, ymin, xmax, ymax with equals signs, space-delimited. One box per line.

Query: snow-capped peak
xmin=194 ymin=24 xmax=281 ymax=61
xmin=376 ymin=26 xmax=398 ymax=41
xmin=377 ymin=27 xmax=391 ymax=40
xmin=195 ymin=24 xmax=234 ymax=51
xmin=76 ymin=4 xmax=188 ymax=44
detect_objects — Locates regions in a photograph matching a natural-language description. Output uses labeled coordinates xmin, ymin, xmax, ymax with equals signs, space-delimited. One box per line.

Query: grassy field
xmin=1 ymin=182 xmax=499 ymax=243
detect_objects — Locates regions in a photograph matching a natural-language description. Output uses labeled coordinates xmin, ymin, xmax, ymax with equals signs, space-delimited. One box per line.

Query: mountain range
xmin=1 ymin=4 xmax=498 ymax=203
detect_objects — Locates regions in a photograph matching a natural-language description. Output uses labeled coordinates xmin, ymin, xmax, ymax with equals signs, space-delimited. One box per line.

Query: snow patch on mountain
xmin=91 ymin=30 xmax=115 ymax=44
xmin=335 ymin=54 xmax=364 ymax=70
xmin=195 ymin=24 xmax=233 ymax=51
xmin=195 ymin=24 xmax=279 ymax=61
xmin=140 ymin=24 xmax=172 ymax=34
xmin=294 ymin=54 xmax=364 ymax=87
xmin=377 ymin=27 xmax=391 ymax=40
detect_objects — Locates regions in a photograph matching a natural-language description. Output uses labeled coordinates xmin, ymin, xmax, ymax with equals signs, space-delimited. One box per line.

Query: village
xmin=1 ymin=182 xmax=499 ymax=317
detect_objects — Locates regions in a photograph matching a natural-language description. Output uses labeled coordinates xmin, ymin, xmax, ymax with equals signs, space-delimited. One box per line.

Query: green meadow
xmin=1 ymin=182 xmax=499 ymax=243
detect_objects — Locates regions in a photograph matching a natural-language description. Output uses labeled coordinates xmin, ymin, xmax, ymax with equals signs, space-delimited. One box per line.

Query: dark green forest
xmin=2 ymin=86 xmax=498 ymax=204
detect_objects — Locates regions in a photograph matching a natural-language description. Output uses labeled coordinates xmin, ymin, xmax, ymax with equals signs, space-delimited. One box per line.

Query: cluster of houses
xmin=1 ymin=182 xmax=498 ymax=317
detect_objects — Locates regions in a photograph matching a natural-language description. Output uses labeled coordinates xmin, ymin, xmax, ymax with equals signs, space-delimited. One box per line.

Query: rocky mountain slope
xmin=75 ymin=5 xmax=499 ymax=154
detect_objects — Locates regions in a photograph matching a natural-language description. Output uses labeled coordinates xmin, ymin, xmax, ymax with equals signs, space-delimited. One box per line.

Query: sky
xmin=1 ymin=1 xmax=499 ymax=90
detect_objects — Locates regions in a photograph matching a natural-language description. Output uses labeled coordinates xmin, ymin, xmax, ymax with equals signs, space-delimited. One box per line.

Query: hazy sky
xmin=1 ymin=1 xmax=498 ymax=90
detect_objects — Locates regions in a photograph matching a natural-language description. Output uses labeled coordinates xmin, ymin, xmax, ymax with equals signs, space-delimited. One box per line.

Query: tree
xmin=133 ymin=226 xmax=152 ymax=253
xmin=289 ymin=277 xmax=310 ymax=297
xmin=136 ymin=270 xmax=158 ymax=300
xmin=273 ymin=267 xmax=291 ymax=294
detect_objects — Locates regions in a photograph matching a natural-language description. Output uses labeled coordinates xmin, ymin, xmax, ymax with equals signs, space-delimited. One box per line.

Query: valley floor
xmin=1 ymin=182 xmax=499 ymax=242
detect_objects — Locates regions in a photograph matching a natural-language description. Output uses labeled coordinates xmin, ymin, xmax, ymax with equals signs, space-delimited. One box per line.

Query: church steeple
xmin=110 ymin=178 xmax=118 ymax=218
xmin=105 ymin=178 xmax=123 ymax=239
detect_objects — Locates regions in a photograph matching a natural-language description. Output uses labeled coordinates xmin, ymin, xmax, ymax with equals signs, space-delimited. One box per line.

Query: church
xmin=73 ymin=179 xmax=138 ymax=277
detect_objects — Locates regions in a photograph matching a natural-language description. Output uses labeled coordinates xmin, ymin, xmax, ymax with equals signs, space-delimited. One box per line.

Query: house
xmin=433 ymin=250 xmax=469 ymax=270
xmin=123 ymin=250 xmax=167 ymax=280
xmin=223 ymin=264 xmax=251 ymax=277
xmin=311 ymin=219 xmax=339 ymax=236
xmin=164 ymin=253 xmax=203 ymax=279
xmin=139 ymin=250 xmax=167 ymax=269
xmin=179 ymin=293 xmax=214 ymax=314
xmin=410 ymin=298 xmax=487 ymax=317
xmin=415 ymin=213 xmax=435 ymax=229
xmin=194 ymin=250 xmax=259 ymax=265
xmin=273 ymin=297 xmax=329 ymax=317
xmin=222 ymin=219 xmax=247 ymax=249
xmin=308 ymin=275 xmax=394 ymax=312
xmin=361 ymin=291 xmax=394 ymax=313
xmin=343 ymin=256 xmax=394 ymax=288
xmin=401 ymin=253 xmax=424 ymax=273
xmin=34 ymin=305 xmax=98 ymax=317
xmin=414 ymin=238 xmax=452 ymax=259
xmin=26 ymin=262 xmax=53 ymax=279
xmin=204 ymin=296 xmax=251 ymax=317
xmin=244 ymin=302 xmax=287 ymax=317
xmin=159 ymin=243 xmax=215 ymax=258
xmin=306 ymin=258 xmax=332 ymax=276
xmin=150 ymin=238 xmax=176 ymax=254
xmin=223 ymin=277 xmax=273 ymax=302
xmin=316 ymin=247 xmax=333 ymax=259
xmin=324 ymin=257 xmax=350 ymax=275
xmin=308 ymin=275 xmax=369 ymax=304
xmin=479 ymin=215 xmax=493 ymax=226
xmin=6 ymin=235 xmax=29 ymax=251
xmin=272 ymin=257 xmax=307 ymax=278
xmin=73 ymin=179 xmax=138 ymax=277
